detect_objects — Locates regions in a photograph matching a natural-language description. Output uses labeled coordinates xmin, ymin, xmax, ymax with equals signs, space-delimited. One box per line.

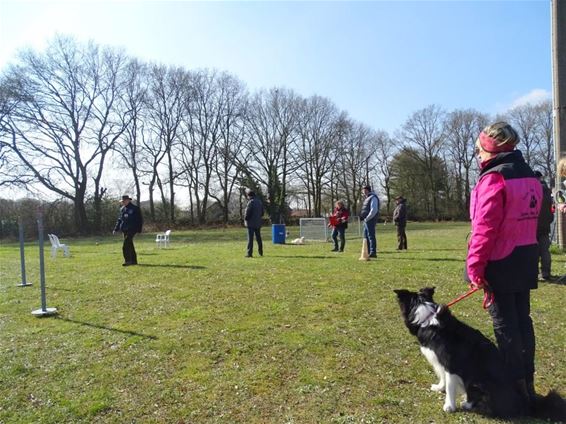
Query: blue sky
xmin=0 ymin=0 xmax=551 ymax=134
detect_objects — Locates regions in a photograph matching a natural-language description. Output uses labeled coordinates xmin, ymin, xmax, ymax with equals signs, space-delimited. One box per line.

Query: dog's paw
xmin=461 ymin=401 xmax=474 ymax=411
xmin=443 ymin=403 xmax=456 ymax=413
xmin=431 ymin=383 xmax=445 ymax=392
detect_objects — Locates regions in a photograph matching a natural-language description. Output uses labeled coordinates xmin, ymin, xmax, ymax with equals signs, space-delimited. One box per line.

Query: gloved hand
xmin=470 ymin=277 xmax=494 ymax=309
xmin=112 ymin=230 xmax=116 ymax=235
xmin=470 ymin=276 xmax=488 ymax=290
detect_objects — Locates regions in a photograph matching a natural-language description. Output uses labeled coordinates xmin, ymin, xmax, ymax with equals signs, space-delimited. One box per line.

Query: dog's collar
xmin=411 ymin=302 xmax=440 ymax=327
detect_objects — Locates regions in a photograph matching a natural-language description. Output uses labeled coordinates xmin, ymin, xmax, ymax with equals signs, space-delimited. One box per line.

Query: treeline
xmin=0 ymin=36 xmax=555 ymax=235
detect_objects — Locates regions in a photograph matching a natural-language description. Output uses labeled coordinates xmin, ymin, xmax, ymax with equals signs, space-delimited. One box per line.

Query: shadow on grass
xmin=56 ymin=316 xmax=158 ymax=340
xmin=379 ymin=248 xmax=462 ymax=254
xmin=137 ymin=264 xmax=206 ymax=269
xmin=384 ymin=257 xmax=464 ymax=262
xmin=45 ymin=286 xmax=74 ymax=292
xmin=269 ymin=255 xmax=337 ymax=259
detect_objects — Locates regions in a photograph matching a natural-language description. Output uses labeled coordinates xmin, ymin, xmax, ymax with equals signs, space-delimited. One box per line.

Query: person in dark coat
xmin=534 ymin=171 xmax=553 ymax=280
xmin=113 ymin=195 xmax=143 ymax=266
xmin=244 ymin=190 xmax=264 ymax=258
xmin=329 ymin=200 xmax=350 ymax=252
xmin=393 ymin=196 xmax=407 ymax=250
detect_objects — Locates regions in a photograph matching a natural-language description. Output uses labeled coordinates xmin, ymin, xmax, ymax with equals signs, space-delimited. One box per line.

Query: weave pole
xmin=32 ymin=214 xmax=57 ymax=317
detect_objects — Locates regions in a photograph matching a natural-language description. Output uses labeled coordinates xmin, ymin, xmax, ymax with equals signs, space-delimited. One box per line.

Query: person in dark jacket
xmin=113 ymin=195 xmax=143 ymax=266
xmin=534 ymin=171 xmax=553 ymax=280
xmin=393 ymin=196 xmax=407 ymax=250
xmin=360 ymin=185 xmax=379 ymax=258
xmin=244 ymin=190 xmax=264 ymax=258
xmin=329 ymin=200 xmax=349 ymax=252
xmin=467 ymin=122 xmax=541 ymax=409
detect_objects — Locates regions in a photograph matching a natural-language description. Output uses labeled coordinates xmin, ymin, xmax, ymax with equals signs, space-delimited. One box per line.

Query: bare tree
xmin=2 ymin=36 xmax=130 ymax=233
xmin=533 ymin=100 xmax=554 ymax=184
xmin=444 ymin=109 xmax=489 ymax=216
xmin=114 ymin=59 xmax=148 ymax=206
xmin=505 ymin=103 xmax=540 ymax=165
xmin=400 ymin=105 xmax=446 ymax=219
xmin=373 ymin=130 xmax=396 ymax=213
xmin=178 ymin=69 xmax=225 ymax=224
xmin=332 ymin=117 xmax=373 ymax=214
xmin=0 ymin=75 xmax=33 ymax=189
xmin=294 ymin=95 xmax=339 ymax=216
xmin=146 ymin=64 xmax=187 ymax=223
xmin=208 ymin=72 xmax=248 ymax=225
xmin=89 ymin=47 xmax=134 ymax=232
xmin=243 ymin=88 xmax=300 ymax=223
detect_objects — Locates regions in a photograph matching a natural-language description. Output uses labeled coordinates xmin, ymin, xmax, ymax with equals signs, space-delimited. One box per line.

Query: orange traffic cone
xmin=359 ymin=238 xmax=369 ymax=261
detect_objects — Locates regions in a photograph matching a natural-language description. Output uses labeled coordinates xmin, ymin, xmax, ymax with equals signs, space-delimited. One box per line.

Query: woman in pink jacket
xmin=467 ymin=122 xmax=541 ymax=407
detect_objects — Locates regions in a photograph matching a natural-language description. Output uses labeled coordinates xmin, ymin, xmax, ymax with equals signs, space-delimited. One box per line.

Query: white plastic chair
xmin=155 ymin=230 xmax=171 ymax=248
xmin=48 ymin=234 xmax=70 ymax=258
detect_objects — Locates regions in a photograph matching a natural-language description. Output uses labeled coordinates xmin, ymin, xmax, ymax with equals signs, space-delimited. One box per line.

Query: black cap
xmin=245 ymin=189 xmax=255 ymax=197
xmin=121 ymin=195 xmax=132 ymax=201
xmin=362 ymin=185 xmax=371 ymax=191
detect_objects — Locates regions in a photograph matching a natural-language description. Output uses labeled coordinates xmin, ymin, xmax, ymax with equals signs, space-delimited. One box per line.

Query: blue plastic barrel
xmin=272 ymin=224 xmax=286 ymax=244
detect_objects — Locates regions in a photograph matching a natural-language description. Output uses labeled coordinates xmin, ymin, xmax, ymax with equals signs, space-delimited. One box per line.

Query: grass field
xmin=0 ymin=222 xmax=564 ymax=423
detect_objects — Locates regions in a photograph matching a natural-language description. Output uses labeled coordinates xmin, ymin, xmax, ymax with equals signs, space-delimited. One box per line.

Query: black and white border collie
xmin=394 ymin=287 xmax=566 ymax=420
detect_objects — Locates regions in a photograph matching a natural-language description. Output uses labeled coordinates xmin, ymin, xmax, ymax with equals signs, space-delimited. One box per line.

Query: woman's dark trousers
xmin=487 ymin=290 xmax=535 ymax=384
xmin=332 ymin=226 xmax=346 ymax=251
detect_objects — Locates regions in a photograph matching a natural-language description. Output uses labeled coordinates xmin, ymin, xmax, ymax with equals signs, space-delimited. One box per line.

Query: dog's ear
xmin=394 ymin=289 xmax=412 ymax=301
xmin=419 ymin=287 xmax=435 ymax=301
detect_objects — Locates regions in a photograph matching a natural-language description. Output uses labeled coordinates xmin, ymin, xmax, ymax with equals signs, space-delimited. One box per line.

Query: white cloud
xmin=509 ymin=88 xmax=551 ymax=108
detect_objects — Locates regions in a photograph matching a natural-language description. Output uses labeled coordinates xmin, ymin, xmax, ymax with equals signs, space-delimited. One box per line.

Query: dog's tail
xmin=532 ymin=390 xmax=566 ymax=422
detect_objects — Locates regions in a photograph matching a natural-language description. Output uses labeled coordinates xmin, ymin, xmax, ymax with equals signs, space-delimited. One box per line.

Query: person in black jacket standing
xmin=244 ymin=190 xmax=264 ymax=258
xmin=393 ymin=196 xmax=407 ymax=250
xmin=534 ymin=171 xmax=553 ymax=280
xmin=113 ymin=195 xmax=143 ymax=266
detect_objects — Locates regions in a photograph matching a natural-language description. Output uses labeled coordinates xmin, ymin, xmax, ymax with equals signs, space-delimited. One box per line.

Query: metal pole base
xmin=32 ymin=307 xmax=58 ymax=317
xmin=18 ymin=282 xmax=32 ymax=287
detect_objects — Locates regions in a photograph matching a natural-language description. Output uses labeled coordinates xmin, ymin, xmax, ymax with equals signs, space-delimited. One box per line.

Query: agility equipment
xmin=299 ymin=218 xmax=328 ymax=241
xmin=32 ymin=216 xmax=58 ymax=317
xmin=359 ymin=238 xmax=369 ymax=261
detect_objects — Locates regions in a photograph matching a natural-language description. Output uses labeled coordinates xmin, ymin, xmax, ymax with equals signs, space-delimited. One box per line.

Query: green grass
xmin=0 ymin=223 xmax=564 ymax=423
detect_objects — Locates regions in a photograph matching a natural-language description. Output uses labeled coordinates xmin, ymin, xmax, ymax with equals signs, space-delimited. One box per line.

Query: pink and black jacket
xmin=467 ymin=150 xmax=541 ymax=293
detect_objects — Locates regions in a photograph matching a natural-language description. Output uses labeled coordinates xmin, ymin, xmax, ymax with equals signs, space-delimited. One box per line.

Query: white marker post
xmin=32 ymin=214 xmax=57 ymax=317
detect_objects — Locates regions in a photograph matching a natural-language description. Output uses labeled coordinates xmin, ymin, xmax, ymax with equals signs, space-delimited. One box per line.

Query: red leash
xmin=446 ymin=285 xmax=494 ymax=309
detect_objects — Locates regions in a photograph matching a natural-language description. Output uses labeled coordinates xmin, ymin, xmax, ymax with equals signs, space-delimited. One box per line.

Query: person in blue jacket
xmin=360 ymin=185 xmax=380 ymax=258
xmin=113 ymin=195 xmax=143 ymax=266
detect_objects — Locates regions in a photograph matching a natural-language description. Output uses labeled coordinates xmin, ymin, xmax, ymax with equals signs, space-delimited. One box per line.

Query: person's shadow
xmin=137 ymin=264 xmax=205 ymax=269
xmin=56 ymin=316 xmax=158 ymax=340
